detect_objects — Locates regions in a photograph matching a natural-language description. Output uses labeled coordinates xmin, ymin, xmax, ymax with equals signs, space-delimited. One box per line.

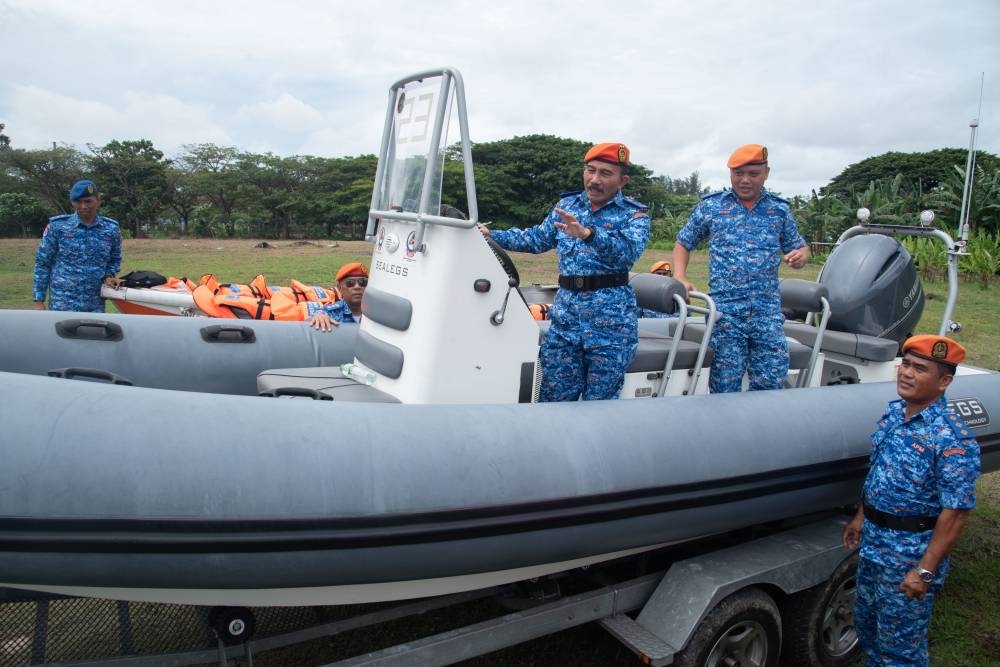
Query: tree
xmin=0 ymin=145 xmax=87 ymax=213
xmin=0 ymin=123 xmax=11 ymax=151
xmin=822 ymin=149 xmax=1000 ymax=198
xmin=178 ymin=144 xmax=243 ymax=237
xmin=161 ymin=161 xmax=201 ymax=235
xmin=464 ymin=134 xmax=591 ymax=228
xmin=0 ymin=192 xmax=49 ymax=237
xmin=928 ymin=164 xmax=1000 ymax=235
xmin=790 ymin=190 xmax=852 ymax=247
xmin=237 ymin=152 xmax=305 ymax=239
xmin=88 ymin=139 xmax=171 ymax=236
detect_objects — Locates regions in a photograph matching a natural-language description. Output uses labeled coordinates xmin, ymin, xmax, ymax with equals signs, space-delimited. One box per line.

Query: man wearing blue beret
xmin=33 ymin=179 xmax=123 ymax=312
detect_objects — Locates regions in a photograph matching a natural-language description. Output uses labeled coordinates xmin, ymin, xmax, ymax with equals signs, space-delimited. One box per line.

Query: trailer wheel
xmin=672 ymin=587 xmax=780 ymax=667
xmin=781 ymin=554 xmax=860 ymax=667
xmin=209 ymin=606 xmax=256 ymax=645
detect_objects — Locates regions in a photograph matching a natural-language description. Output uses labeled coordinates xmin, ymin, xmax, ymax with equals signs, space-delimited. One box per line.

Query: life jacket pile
xmin=191 ymin=274 xmax=342 ymax=320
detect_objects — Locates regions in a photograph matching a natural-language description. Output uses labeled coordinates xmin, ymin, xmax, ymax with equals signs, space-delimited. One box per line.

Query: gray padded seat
xmin=786 ymin=337 xmax=813 ymax=370
xmin=630 ymin=332 xmax=709 ymax=373
xmin=540 ymin=318 xmax=711 ymax=372
xmin=258 ymin=367 xmax=400 ymax=402
xmin=643 ymin=317 xmax=808 ymax=369
xmin=783 ymin=323 xmax=898 ymax=362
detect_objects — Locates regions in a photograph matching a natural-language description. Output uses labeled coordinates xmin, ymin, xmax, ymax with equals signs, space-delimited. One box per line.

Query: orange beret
xmin=335 ymin=262 xmax=368 ymax=282
xmin=902 ymin=334 xmax=965 ymax=368
xmin=585 ymin=142 xmax=630 ymax=165
xmin=650 ymin=260 xmax=673 ymax=274
xmin=727 ymin=144 xmax=768 ymax=169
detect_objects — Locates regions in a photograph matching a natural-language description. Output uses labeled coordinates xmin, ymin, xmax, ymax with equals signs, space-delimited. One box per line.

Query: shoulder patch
xmin=945 ymin=412 xmax=974 ymax=439
xmin=622 ymin=195 xmax=649 ymax=211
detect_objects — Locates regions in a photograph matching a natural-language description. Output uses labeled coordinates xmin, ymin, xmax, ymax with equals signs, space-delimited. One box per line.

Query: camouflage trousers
xmin=855 ymin=557 xmax=940 ymax=667
xmin=539 ymin=301 xmax=637 ymax=401
xmin=708 ymin=301 xmax=788 ymax=393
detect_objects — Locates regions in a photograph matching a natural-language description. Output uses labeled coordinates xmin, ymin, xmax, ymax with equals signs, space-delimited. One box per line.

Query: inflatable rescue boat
xmin=0 ymin=69 xmax=996 ymax=608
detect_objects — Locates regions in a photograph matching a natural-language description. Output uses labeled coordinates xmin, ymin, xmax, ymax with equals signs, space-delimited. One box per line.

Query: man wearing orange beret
xmin=843 ymin=334 xmax=979 ymax=666
xmin=308 ymin=262 xmax=368 ymax=331
xmin=481 ymin=142 xmax=650 ymax=400
xmin=672 ymin=144 xmax=810 ymax=393
xmin=639 ymin=260 xmax=678 ymax=319
xmin=650 ymin=260 xmax=672 ymax=276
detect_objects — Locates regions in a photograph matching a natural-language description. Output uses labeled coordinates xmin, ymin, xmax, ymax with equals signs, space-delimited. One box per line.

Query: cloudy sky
xmin=2 ymin=0 xmax=997 ymax=197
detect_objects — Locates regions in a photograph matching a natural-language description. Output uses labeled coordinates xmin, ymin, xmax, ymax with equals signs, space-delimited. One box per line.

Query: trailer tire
xmin=781 ymin=553 xmax=860 ymax=667
xmin=672 ymin=587 xmax=780 ymax=667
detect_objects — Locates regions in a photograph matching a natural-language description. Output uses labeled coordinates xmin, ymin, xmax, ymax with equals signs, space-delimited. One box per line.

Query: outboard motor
xmin=818 ymin=234 xmax=924 ymax=343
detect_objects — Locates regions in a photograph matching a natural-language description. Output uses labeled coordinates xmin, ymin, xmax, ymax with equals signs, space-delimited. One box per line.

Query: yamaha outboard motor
xmin=818 ymin=234 xmax=924 ymax=343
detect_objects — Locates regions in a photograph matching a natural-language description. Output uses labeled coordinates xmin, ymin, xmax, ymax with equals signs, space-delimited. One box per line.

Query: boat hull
xmin=2 ymin=371 xmax=997 ymax=606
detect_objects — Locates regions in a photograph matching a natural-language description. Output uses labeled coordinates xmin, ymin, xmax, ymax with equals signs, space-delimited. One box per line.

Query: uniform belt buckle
xmin=574 ymin=277 xmax=585 ymax=289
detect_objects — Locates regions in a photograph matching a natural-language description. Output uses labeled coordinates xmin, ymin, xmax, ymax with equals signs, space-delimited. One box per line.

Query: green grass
xmin=0 ymin=237 xmax=998 ymax=665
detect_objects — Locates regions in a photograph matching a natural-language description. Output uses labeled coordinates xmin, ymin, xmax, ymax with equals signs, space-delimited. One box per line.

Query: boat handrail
xmin=654 ymin=290 xmax=716 ymax=397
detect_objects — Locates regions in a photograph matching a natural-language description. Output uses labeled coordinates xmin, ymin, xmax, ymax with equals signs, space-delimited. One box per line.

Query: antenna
xmin=956 ymin=73 xmax=984 ymax=248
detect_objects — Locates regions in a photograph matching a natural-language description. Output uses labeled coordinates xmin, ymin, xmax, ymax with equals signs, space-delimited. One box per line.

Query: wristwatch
xmin=914 ymin=566 xmax=934 ymax=583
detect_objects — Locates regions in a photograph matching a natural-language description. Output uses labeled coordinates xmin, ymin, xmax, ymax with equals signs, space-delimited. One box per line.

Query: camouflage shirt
xmin=491 ymin=189 xmax=649 ymax=277
xmin=861 ymin=395 xmax=980 ymax=574
xmin=308 ymin=299 xmax=360 ymax=323
xmin=33 ymin=213 xmax=122 ymax=312
xmin=676 ymin=189 xmax=805 ymax=307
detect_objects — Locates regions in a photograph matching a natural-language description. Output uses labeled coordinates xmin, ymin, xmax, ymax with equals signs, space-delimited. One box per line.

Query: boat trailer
xmin=0 ymin=515 xmax=859 ymax=666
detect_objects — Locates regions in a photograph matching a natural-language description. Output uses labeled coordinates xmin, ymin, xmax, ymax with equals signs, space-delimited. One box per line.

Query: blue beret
xmin=69 ymin=180 xmax=99 ymax=201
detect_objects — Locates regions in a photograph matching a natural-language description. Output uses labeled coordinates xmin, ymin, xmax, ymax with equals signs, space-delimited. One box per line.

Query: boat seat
xmin=257 ymin=299 xmax=409 ymax=401
xmin=642 ymin=317 xmax=811 ymax=370
xmin=539 ymin=318 xmax=711 ymax=372
xmin=258 ymin=367 xmax=400 ymax=402
xmin=784 ymin=323 xmax=898 ymax=362
xmin=778 ymin=279 xmax=833 ymax=386
xmin=630 ymin=332 xmax=710 ymax=373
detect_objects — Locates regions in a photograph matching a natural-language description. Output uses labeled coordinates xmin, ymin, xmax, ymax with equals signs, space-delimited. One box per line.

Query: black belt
xmin=558 ymin=273 xmax=629 ymax=291
xmin=863 ymin=503 xmax=937 ymax=532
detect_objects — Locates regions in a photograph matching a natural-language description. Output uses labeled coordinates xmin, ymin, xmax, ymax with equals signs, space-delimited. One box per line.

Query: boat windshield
xmin=378 ymin=76 xmax=454 ymax=216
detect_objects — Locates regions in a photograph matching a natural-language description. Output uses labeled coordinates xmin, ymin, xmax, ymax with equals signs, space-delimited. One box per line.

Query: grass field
xmin=0 ymin=237 xmax=997 ymax=666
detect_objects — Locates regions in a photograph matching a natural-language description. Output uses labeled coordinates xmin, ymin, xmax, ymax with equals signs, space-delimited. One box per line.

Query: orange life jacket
xmin=289 ymin=279 xmax=341 ymax=304
xmin=192 ymin=285 xmax=313 ymax=320
xmin=528 ymin=303 xmax=550 ymax=321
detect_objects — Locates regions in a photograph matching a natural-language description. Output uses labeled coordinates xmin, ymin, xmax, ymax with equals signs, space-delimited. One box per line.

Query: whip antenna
xmin=957 ymin=73 xmax=984 ymax=247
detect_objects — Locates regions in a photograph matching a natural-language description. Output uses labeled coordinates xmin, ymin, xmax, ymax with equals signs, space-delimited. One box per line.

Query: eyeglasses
xmin=343 ymin=277 xmax=368 ymax=288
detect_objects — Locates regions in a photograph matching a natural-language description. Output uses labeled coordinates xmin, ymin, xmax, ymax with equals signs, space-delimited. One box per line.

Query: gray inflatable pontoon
xmin=1 ymin=369 xmax=994 ymax=606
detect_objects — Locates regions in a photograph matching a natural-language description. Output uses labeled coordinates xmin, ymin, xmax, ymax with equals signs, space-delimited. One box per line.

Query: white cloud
xmin=5 ymin=85 xmax=232 ymax=154
xmin=1 ymin=0 xmax=998 ymax=195
xmin=236 ymin=94 xmax=324 ymax=133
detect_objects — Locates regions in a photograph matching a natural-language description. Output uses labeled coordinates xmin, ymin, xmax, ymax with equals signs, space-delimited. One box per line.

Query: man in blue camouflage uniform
xmin=307 ymin=262 xmax=367 ymax=331
xmin=33 ymin=180 xmax=122 ymax=312
xmin=482 ymin=142 xmax=650 ymax=401
xmin=843 ymin=335 xmax=980 ymax=667
xmin=672 ymin=145 xmax=809 ymax=392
